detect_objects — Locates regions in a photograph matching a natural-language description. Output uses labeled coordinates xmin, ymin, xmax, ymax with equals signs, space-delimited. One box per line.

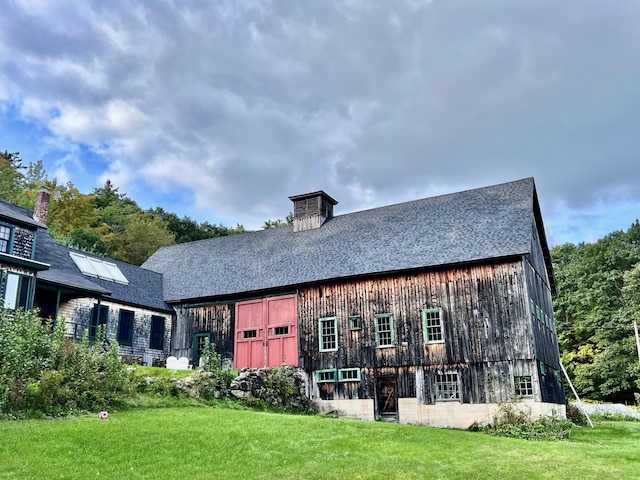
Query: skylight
xmin=69 ymin=252 xmax=129 ymax=285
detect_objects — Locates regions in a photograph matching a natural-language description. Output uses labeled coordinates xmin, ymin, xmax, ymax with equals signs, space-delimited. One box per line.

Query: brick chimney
xmin=288 ymin=191 xmax=338 ymax=232
xmin=33 ymin=187 xmax=50 ymax=226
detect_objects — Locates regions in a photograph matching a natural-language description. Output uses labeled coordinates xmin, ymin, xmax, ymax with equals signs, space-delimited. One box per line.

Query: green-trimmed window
xmin=316 ymin=369 xmax=337 ymax=383
xmin=338 ymin=368 xmax=361 ymax=382
xmin=1 ymin=272 xmax=32 ymax=310
xmin=349 ymin=315 xmax=362 ymax=330
xmin=0 ymin=224 xmax=13 ymax=254
xmin=194 ymin=333 xmax=211 ymax=366
xmin=422 ymin=308 xmax=444 ymax=344
xmin=375 ymin=314 xmax=394 ymax=347
xmin=149 ymin=316 xmax=165 ymax=350
xmin=89 ymin=304 xmax=109 ymax=340
xmin=435 ymin=371 xmax=460 ymax=401
xmin=515 ymin=375 xmax=533 ymax=397
xmin=319 ymin=317 xmax=338 ymax=352
xmin=117 ymin=309 xmax=135 ymax=345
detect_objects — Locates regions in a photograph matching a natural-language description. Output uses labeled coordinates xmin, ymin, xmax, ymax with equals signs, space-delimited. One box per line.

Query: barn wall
xmin=171 ymin=303 xmax=235 ymax=365
xmin=522 ymin=219 xmax=565 ymax=404
xmin=299 ymin=260 xmax=546 ymax=405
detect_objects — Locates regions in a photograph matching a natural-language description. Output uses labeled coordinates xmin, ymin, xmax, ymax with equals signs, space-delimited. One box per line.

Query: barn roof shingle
xmin=143 ymin=177 xmax=549 ymax=303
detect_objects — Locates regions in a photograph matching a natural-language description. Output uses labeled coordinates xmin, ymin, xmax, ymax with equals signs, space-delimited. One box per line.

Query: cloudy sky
xmin=1 ymin=0 xmax=639 ymax=245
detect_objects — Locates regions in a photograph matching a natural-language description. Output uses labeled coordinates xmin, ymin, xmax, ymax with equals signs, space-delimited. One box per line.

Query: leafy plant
xmin=471 ymin=403 xmax=573 ymax=441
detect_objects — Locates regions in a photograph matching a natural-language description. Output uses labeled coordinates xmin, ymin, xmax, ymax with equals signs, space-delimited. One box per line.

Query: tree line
xmin=552 ymin=222 xmax=640 ymax=403
xmin=1 ymin=151 xmax=245 ymax=265
xmin=2 ymin=150 xmax=639 ymax=402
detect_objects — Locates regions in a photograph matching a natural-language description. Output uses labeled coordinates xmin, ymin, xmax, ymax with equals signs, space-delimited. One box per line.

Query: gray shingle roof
xmin=35 ymin=229 xmax=173 ymax=312
xmin=143 ymin=178 xmax=547 ymax=302
xmin=0 ymin=200 xmax=45 ymax=228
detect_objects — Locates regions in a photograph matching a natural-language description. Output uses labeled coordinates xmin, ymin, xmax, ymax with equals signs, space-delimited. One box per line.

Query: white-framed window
xmin=422 ymin=308 xmax=444 ymax=344
xmin=319 ymin=317 xmax=338 ymax=352
xmin=435 ymin=371 xmax=460 ymax=401
xmin=515 ymin=375 xmax=533 ymax=397
xmin=375 ymin=314 xmax=394 ymax=347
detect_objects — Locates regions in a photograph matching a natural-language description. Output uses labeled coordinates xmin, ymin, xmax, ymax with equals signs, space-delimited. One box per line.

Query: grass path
xmin=1 ymin=407 xmax=638 ymax=479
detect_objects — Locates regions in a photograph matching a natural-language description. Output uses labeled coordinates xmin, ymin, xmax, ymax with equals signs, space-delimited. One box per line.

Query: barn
xmin=143 ymin=177 xmax=565 ymax=427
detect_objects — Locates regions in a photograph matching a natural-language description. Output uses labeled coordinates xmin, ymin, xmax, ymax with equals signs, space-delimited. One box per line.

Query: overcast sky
xmin=1 ymin=0 xmax=639 ymax=246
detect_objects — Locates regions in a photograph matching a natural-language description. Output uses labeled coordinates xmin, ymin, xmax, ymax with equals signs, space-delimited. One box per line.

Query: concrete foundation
xmin=312 ymin=398 xmax=566 ymax=429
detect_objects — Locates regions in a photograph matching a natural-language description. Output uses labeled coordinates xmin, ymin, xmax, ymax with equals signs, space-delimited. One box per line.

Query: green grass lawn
xmin=1 ymin=407 xmax=638 ymax=480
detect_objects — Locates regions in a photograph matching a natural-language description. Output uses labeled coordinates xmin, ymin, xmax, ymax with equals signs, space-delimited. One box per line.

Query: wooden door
xmin=376 ymin=376 xmax=397 ymax=418
xmin=234 ymin=295 xmax=298 ymax=369
xmin=235 ymin=299 xmax=265 ymax=368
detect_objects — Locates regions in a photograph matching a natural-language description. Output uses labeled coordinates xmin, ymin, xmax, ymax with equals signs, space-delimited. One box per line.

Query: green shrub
xmin=471 ymin=403 xmax=573 ymax=441
xmin=0 ymin=308 xmax=129 ymax=419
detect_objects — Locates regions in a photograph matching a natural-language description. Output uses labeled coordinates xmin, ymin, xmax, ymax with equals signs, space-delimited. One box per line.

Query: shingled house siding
xmin=11 ymin=225 xmax=35 ymax=259
xmin=58 ymin=298 xmax=172 ymax=364
xmin=171 ymin=303 xmax=235 ymax=366
xmin=300 ymin=260 xmax=544 ymax=405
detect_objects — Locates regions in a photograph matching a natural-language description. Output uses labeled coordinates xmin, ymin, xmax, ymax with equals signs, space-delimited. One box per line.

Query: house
xmin=0 ymin=189 xmax=173 ymax=365
xmin=142 ymin=177 xmax=566 ymax=428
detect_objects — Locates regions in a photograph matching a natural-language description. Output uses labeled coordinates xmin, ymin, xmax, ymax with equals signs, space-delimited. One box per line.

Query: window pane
xmin=423 ymin=309 xmax=444 ymax=343
xmin=319 ymin=317 xmax=337 ymax=351
xmin=3 ymin=273 xmax=19 ymax=309
xmin=0 ymin=225 xmax=11 ymax=253
xmin=436 ymin=372 xmax=460 ymax=401
xmin=376 ymin=315 xmax=394 ymax=347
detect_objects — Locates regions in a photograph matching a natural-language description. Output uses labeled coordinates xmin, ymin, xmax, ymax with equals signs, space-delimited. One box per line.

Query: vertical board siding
xmin=173 ymin=303 xmax=235 ymax=363
xmin=300 ymin=260 xmax=546 ymax=404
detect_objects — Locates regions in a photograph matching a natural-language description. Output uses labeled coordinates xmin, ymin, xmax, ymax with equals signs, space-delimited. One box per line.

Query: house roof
xmin=143 ymin=177 xmax=553 ymax=303
xmin=35 ymin=229 xmax=173 ymax=312
xmin=0 ymin=200 xmax=46 ymax=228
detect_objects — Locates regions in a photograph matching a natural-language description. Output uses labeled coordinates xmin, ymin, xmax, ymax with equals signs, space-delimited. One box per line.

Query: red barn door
xmin=234 ymin=294 xmax=298 ymax=369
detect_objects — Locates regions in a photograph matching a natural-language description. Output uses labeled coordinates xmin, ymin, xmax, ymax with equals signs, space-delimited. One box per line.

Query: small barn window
xmin=117 ymin=309 xmax=134 ymax=346
xmin=319 ymin=317 xmax=338 ymax=352
xmin=375 ymin=314 xmax=395 ymax=347
xmin=338 ymin=368 xmax=361 ymax=382
xmin=274 ymin=326 xmax=289 ymax=335
xmin=316 ymin=369 xmax=337 ymax=383
xmin=243 ymin=329 xmax=258 ymax=338
xmin=349 ymin=316 xmax=362 ymax=330
xmin=515 ymin=376 xmax=533 ymax=397
xmin=422 ymin=308 xmax=444 ymax=344
xmin=435 ymin=372 xmax=460 ymax=401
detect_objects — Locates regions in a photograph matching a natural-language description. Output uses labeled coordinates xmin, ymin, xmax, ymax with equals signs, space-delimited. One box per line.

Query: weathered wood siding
xmin=525 ymin=221 xmax=565 ymax=404
xmin=299 ymin=260 xmax=543 ymax=404
xmin=171 ymin=303 xmax=235 ymax=363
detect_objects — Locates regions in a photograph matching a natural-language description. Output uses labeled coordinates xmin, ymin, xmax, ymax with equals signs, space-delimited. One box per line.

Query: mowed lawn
xmin=1 ymin=407 xmax=638 ymax=480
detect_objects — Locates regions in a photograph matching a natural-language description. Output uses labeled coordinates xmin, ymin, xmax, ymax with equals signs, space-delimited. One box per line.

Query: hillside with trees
xmin=2 ymin=151 xmax=639 ymax=402
xmin=0 ymin=151 xmax=244 ymax=265
xmin=551 ymin=223 xmax=640 ymax=403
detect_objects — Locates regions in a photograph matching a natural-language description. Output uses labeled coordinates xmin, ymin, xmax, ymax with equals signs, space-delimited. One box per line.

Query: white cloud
xmin=0 ymin=0 xmax=639 ymax=241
